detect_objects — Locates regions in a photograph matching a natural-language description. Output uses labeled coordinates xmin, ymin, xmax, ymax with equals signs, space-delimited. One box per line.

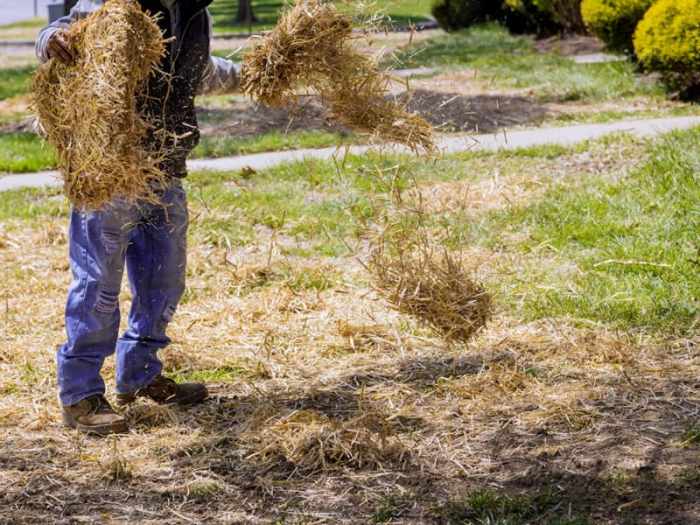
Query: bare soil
xmin=534 ymin=34 xmax=606 ymax=56
xmin=197 ymin=89 xmax=549 ymax=139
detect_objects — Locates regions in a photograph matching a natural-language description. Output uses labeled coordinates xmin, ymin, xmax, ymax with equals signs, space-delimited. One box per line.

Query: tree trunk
xmin=235 ymin=0 xmax=258 ymax=24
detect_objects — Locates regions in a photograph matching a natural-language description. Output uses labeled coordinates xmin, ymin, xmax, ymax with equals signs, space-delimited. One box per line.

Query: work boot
xmin=62 ymin=395 xmax=129 ymax=435
xmin=116 ymin=375 xmax=208 ymax=406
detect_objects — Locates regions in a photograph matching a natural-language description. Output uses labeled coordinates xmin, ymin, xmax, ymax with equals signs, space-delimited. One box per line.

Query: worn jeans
xmin=57 ymin=181 xmax=188 ymax=406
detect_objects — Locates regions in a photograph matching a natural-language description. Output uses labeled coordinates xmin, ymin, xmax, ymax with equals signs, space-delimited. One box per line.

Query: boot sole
xmin=63 ymin=412 xmax=129 ymax=436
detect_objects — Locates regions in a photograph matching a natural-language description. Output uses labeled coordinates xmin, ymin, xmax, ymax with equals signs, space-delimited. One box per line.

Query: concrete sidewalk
xmin=2 ymin=116 xmax=700 ymax=192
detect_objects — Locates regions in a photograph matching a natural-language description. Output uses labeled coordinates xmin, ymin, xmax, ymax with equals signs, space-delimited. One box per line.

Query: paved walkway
xmin=2 ymin=116 xmax=700 ymax=192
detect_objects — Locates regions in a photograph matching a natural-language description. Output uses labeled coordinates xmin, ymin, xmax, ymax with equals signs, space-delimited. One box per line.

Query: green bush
xmin=580 ymin=0 xmax=654 ymax=53
xmin=634 ymin=0 xmax=700 ymax=95
xmin=502 ymin=0 xmax=560 ymax=35
xmin=431 ymin=0 xmax=584 ymax=35
xmin=431 ymin=0 xmax=500 ymax=31
xmin=534 ymin=0 xmax=585 ymax=33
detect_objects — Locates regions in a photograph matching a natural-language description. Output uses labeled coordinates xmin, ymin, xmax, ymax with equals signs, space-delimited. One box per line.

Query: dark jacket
xmin=37 ymin=0 xmax=237 ymax=177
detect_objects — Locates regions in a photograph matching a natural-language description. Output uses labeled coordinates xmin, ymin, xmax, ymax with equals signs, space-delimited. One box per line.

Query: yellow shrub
xmin=581 ymin=0 xmax=653 ymax=52
xmin=634 ymin=0 xmax=700 ymax=76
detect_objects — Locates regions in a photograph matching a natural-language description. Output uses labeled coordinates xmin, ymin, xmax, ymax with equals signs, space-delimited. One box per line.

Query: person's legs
xmin=115 ymin=181 xmax=189 ymax=395
xmin=58 ymin=204 xmax=135 ymax=407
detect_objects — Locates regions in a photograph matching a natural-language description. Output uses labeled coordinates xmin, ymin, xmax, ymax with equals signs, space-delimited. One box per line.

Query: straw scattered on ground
xmin=32 ymin=0 xmax=167 ymax=210
xmin=241 ymin=0 xmax=435 ymax=153
xmin=4 ymin=104 xmax=700 ymax=522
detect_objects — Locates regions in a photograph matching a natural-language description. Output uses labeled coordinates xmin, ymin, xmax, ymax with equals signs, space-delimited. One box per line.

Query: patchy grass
xmin=456 ymin=129 xmax=700 ymax=333
xmin=208 ymin=0 xmax=433 ymax=34
xmin=548 ymin=104 xmax=700 ymax=126
xmin=0 ymin=129 xmax=351 ymax=174
xmin=3 ymin=130 xmax=700 ymax=523
xmin=436 ymin=488 xmax=589 ymax=525
xmin=0 ymin=66 xmax=34 ymax=101
xmin=682 ymin=426 xmax=700 ymax=447
xmin=192 ymin=130 xmax=352 ymax=159
xmin=0 ymin=132 xmax=55 ymax=173
xmin=395 ymin=24 xmax=664 ymax=103
xmin=174 ymin=364 xmax=249 ymax=384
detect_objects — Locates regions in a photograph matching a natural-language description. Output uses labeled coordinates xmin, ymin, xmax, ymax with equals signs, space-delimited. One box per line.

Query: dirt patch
xmin=0 ymin=117 xmax=35 ymax=134
xmin=198 ymin=96 xmax=349 ymax=138
xmin=401 ymin=89 xmax=548 ymax=133
xmin=535 ymin=34 xmax=606 ymax=56
xmin=198 ymin=90 xmax=548 ymax=138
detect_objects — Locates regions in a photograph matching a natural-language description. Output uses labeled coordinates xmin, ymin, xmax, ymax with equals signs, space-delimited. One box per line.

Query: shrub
xmin=502 ymin=0 xmax=561 ymax=35
xmin=634 ymin=0 xmax=700 ymax=95
xmin=580 ymin=0 xmax=654 ymax=53
xmin=534 ymin=0 xmax=585 ymax=33
xmin=431 ymin=0 xmax=501 ymax=31
xmin=431 ymin=0 xmax=585 ymax=35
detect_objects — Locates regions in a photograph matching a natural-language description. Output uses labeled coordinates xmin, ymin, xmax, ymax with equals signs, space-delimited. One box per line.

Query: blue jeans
xmin=57 ymin=181 xmax=188 ymax=406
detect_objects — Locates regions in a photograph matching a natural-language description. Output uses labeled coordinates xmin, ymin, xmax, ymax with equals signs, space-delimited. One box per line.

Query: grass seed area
xmin=2 ymin=130 xmax=700 ymax=523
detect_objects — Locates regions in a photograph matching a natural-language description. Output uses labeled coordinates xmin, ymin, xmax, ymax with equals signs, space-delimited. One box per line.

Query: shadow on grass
xmin=166 ymin=349 xmax=700 ymax=524
xmin=4 ymin=349 xmax=700 ymax=522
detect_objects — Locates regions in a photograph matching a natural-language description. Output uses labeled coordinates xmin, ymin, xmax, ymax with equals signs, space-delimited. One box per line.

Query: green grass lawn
xmin=192 ymin=129 xmax=699 ymax=334
xmin=496 ymin=131 xmax=700 ymax=332
xmin=195 ymin=130 xmax=353 ymax=158
xmin=2 ymin=128 xmax=699 ymax=335
xmin=395 ymin=24 xmax=664 ymax=103
xmin=209 ymin=0 xmax=284 ymax=34
xmin=0 ymin=132 xmax=55 ymax=173
xmin=0 ymin=17 xmax=45 ymax=41
xmin=0 ymin=66 xmax=35 ymax=101
xmin=0 ymin=129 xmax=351 ymax=174
xmin=209 ymin=0 xmax=433 ymax=34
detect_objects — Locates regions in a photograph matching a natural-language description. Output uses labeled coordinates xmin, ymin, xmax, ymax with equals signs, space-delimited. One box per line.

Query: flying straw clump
xmin=241 ymin=0 xmax=435 ymax=153
xmin=32 ymin=0 xmax=167 ymax=210
xmin=368 ymin=224 xmax=493 ymax=343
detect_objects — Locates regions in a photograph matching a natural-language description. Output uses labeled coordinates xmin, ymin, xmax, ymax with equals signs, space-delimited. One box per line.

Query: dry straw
xmin=242 ymin=0 xmax=435 ymax=153
xmin=32 ymin=0 xmax=167 ymax=210
xmin=368 ymin=220 xmax=493 ymax=344
xmin=245 ymin=409 xmax=408 ymax=473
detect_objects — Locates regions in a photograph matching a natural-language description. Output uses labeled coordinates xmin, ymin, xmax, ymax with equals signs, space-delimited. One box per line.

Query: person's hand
xmin=47 ymin=30 xmax=75 ymax=64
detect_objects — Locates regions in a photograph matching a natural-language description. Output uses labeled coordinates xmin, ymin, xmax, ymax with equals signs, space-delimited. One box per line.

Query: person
xmin=36 ymin=0 xmax=240 ymax=435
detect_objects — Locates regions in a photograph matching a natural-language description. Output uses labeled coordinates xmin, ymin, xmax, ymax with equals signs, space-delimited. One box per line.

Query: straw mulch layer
xmin=241 ymin=0 xmax=435 ymax=153
xmin=32 ymin=0 xmax=167 ymax=210
xmin=243 ymin=409 xmax=409 ymax=473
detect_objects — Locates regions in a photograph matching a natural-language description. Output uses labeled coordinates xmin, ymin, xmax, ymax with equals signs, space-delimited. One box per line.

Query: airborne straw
xmin=32 ymin=0 xmax=167 ymax=210
xmin=368 ymin=217 xmax=493 ymax=344
xmin=241 ymin=0 xmax=435 ymax=153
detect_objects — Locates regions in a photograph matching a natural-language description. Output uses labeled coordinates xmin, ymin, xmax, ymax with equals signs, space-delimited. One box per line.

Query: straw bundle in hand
xmin=32 ymin=0 xmax=167 ymax=210
xmin=241 ymin=0 xmax=435 ymax=153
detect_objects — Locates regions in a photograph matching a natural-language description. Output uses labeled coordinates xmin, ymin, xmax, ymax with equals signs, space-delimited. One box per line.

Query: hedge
xmin=634 ymin=0 xmax=700 ymax=93
xmin=580 ymin=0 xmax=654 ymax=53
